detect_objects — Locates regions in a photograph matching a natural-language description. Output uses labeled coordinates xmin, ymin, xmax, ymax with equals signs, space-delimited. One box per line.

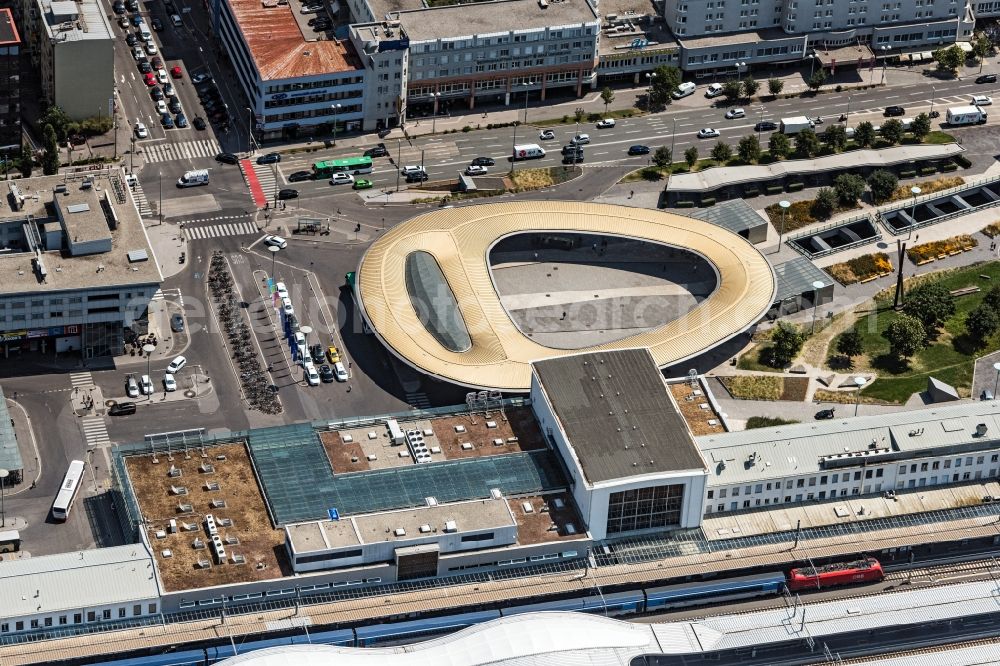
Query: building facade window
xmin=606 ymin=483 xmax=685 ymax=535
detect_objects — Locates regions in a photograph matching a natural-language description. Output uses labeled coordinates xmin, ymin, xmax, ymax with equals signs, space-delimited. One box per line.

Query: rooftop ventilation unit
xmin=394 ymin=528 xmax=406 ymax=537
xmin=976 ymin=423 xmax=989 ymax=437
xmin=444 ymin=520 xmax=457 ymax=533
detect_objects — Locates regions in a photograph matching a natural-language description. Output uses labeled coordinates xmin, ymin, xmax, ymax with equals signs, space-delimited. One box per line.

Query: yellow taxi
xmin=326 ymin=345 xmax=341 ymax=364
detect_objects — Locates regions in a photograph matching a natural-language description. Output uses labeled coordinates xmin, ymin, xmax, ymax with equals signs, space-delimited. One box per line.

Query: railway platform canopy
xmin=356 ymin=201 xmax=775 ymax=391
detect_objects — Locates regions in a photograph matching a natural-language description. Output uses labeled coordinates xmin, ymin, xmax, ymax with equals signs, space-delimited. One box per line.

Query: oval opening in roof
xmin=404 ymin=250 xmax=472 ymax=353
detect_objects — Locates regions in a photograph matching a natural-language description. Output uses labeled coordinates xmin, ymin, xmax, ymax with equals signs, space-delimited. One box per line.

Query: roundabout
xmin=356 ymin=201 xmax=776 ymax=391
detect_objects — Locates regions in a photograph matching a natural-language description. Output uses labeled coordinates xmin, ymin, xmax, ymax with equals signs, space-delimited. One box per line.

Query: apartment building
xmin=347 ymin=22 xmax=408 ymax=131
xmin=664 ymin=0 xmax=974 ymax=75
xmin=22 ymin=0 xmax=114 ymax=120
xmin=0 ymin=10 xmax=21 ymax=154
xmin=0 ymin=171 xmax=161 ymax=359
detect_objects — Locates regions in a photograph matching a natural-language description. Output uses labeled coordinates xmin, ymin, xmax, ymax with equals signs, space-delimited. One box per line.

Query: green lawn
xmin=736 ymin=343 xmax=786 ymax=373
xmin=835 ymin=261 xmax=1000 ymax=402
xmin=922 ymin=131 xmax=957 ymax=145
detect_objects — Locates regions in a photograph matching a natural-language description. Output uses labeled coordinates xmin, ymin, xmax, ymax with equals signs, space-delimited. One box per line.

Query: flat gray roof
xmin=698 ymin=401 xmax=1000 ymax=486
xmin=676 ymin=27 xmax=794 ymax=49
xmin=0 ymin=545 xmax=160 ymax=617
xmin=773 ymin=256 xmax=833 ymax=302
xmin=667 ymin=144 xmax=965 ymax=193
xmin=390 ymin=0 xmax=598 ymax=42
xmin=687 ymin=199 xmax=768 ymax=235
xmin=0 ymin=172 xmax=162 ymax=295
xmin=533 ymin=349 xmax=706 ymax=484
xmin=42 ymin=0 xmax=113 ymax=42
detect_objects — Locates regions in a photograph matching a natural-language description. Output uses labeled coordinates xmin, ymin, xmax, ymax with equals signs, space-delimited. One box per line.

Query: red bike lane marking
xmin=241 ymin=160 xmax=267 ymax=208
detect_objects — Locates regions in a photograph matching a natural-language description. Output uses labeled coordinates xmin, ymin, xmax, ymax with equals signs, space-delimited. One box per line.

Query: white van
xmin=512 ymin=143 xmax=546 ymax=160
xmin=139 ymin=25 xmax=152 ymax=41
xmin=672 ymin=82 xmax=696 ymax=99
xmin=177 ymin=169 xmax=210 ymax=187
xmin=705 ymin=83 xmax=724 ymax=98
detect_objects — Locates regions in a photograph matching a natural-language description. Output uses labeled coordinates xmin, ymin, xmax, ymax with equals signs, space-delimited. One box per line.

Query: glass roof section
xmin=404 ymin=250 xmax=472 ymax=353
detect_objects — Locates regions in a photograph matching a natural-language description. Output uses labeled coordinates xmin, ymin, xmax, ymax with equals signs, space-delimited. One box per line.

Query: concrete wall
xmin=53 ymin=37 xmax=114 ymax=121
xmin=1 ymin=599 xmax=159 ymax=635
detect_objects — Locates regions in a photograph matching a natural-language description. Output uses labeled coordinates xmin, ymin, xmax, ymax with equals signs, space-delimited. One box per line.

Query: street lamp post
xmin=142 ymin=343 xmax=156 ymax=396
xmin=245 ymin=107 xmax=255 ymax=154
xmin=757 ymin=105 xmax=765 ymax=142
xmin=845 ymin=94 xmax=852 ymax=123
xmin=909 ymin=186 xmax=921 ymax=239
xmin=776 ymin=199 xmax=791 ymax=252
xmin=430 ymin=93 xmax=440 ymax=133
xmin=158 ymin=170 xmax=163 ymax=226
xmin=854 ymin=376 xmax=866 ymax=416
xmin=0 ymin=468 xmax=8 ymax=527
xmin=268 ymin=244 xmax=280 ymax=278
xmin=880 ymin=46 xmax=891 ymax=85
xmin=929 ymin=86 xmax=937 ymax=119
xmin=993 ymin=361 xmax=1000 ymax=397
xmin=331 ymin=103 xmax=342 ymax=146
xmin=810 ymin=280 xmax=825 ymax=335
xmin=522 ymin=82 xmax=530 ymax=125
xmin=809 ymin=51 xmax=817 ymax=79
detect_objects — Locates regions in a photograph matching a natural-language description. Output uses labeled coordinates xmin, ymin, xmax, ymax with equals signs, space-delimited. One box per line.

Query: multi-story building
xmin=664 ymin=0 xmax=975 ymax=76
xmin=0 ymin=170 xmax=161 ymax=358
xmin=22 ymin=0 xmax=113 ymax=120
xmin=0 ymin=10 xmax=21 ymax=154
xmin=348 ymin=22 xmax=408 ymax=131
xmin=595 ymin=0 xmax=680 ymax=85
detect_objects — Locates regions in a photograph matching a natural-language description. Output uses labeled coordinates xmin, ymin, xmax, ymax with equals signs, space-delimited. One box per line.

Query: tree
xmin=684 ymin=146 xmax=699 ymax=168
xmin=837 ymin=327 xmax=864 ymax=361
xmin=768 ymin=132 xmax=792 ymax=160
xmin=741 ymin=76 xmax=760 ymax=99
xmin=710 ymin=141 xmax=732 ymax=163
xmin=769 ymin=321 xmax=804 ymax=367
xmin=932 ymin=45 xmax=964 ymax=74
xmin=868 ymin=169 xmax=899 ymax=204
xmin=794 ymin=129 xmax=821 ymax=158
xmin=966 ymin=304 xmax=1000 ymax=344
xmin=910 ymin=112 xmax=932 ymax=141
xmin=903 ymin=282 xmax=956 ymax=338
xmin=19 ymin=143 xmax=33 ymax=178
xmin=648 ymin=65 xmax=682 ymax=109
xmin=600 ymin=86 xmax=615 ymax=114
xmin=42 ymin=124 xmax=59 ymax=175
xmin=40 ymin=105 xmax=71 ymax=142
xmin=722 ymin=80 xmax=742 ymax=104
xmin=821 ymin=124 xmax=848 ymax=153
xmin=652 ymin=145 xmax=672 ymax=169
xmin=854 ymin=121 xmax=876 ymax=148
xmin=833 ymin=173 xmax=866 ymax=206
xmin=807 ymin=69 xmax=827 ymax=91
xmin=984 ymin=284 xmax=1000 ymax=311
xmin=883 ymin=314 xmax=926 ymax=360
xmin=880 ymin=118 xmax=904 ymax=145
xmin=811 ymin=187 xmax=837 ymax=219
xmin=767 ymin=77 xmax=784 ymax=97
xmin=737 ymin=134 xmax=762 ymax=163
xmin=974 ymin=35 xmax=993 ymax=64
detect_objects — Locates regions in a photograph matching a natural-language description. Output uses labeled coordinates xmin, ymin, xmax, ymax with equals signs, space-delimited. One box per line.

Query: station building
xmin=0 ymin=170 xmax=162 ymax=358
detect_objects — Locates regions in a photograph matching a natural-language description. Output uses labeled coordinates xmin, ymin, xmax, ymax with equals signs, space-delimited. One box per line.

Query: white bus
xmin=52 ymin=460 xmax=85 ymax=522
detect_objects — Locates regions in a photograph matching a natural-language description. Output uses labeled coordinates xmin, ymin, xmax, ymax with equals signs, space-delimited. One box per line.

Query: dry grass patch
xmin=983 ymin=222 xmax=1000 ymax=238
xmin=888 ymin=176 xmax=964 ymax=202
xmin=510 ymin=168 xmax=555 ymax=191
xmin=827 ymin=252 xmax=893 ymax=285
xmin=721 ymin=375 xmax=782 ymax=400
xmin=906 ymin=234 xmax=977 ymax=264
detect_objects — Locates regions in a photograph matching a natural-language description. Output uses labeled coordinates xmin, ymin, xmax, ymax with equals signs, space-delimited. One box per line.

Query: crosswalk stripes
xmin=81 ymin=415 xmax=111 ymax=447
xmin=131 ymin=182 xmax=153 ymax=217
xmin=69 ymin=372 xmax=94 ymax=389
xmin=184 ymin=221 xmax=259 ymax=240
xmin=141 ymin=139 xmax=222 ymax=164
xmin=250 ymin=162 xmax=279 ymax=202
xmin=151 ymin=288 xmax=184 ymax=306
xmin=405 ymin=392 xmax=432 ymax=409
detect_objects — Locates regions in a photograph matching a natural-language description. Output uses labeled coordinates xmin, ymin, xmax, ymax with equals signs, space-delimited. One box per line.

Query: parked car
xmin=109 ymin=401 xmax=137 ymax=416
xmin=151 ymin=16 xmax=163 ymax=30
xmin=697 ymin=127 xmax=720 ymax=138
xmin=170 ymin=313 xmax=184 ymax=332
xmin=465 ymin=165 xmax=488 ymax=176
xmin=171 ymin=14 xmax=182 ymax=27
xmin=192 ymin=73 xmax=212 ymax=84
xmin=163 ymin=83 xmax=175 ymax=97
xmin=364 ymin=145 xmax=388 ymax=157
xmin=754 ymin=120 xmax=778 ymax=132
xmin=333 ymin=362 xmax=348 ymax=382
xmin=725 ymin=107 xmax=745 ymax=119
xmin=125 ymin=375 xmax=139 ymax=398
xmin=319 ymin=364 xmax=335 ymax=383
xmin=353 ymin=178 xmax=373 ymax=190
xmin=151 ymin=56 xmax=163 ymax=69
xmin=288 ymin=170 xmax=312 ymax=182
xmin=596 ymin=118 xmax=616 ymax=128
xmin=192 ymin=116 xmax=207 ymax=130
xmin=170 ymin=65 xmax=183 ymax=79
xmin=627 ymin=145 xmax=649 ymax=156
xmin=705 ymin=83 xmax=724 ymax=98
xmin=143 ymin=72 xmax=157 ymax=86
xmin=140 ymin=374 xmax=154 ymax=395
xmin=326 ymin=345 xmax=341 ymax=364
xmin=263 ymin=234 xmax=287 ymax=249
xmin=112 ymin=0 xmax=125 ymax=14
xmin=126 ymin=33 xmax=138 ymax=46
xmin=310 ymin=344 xmax=325 ymax=364
xmin=330 ymin=172 xmax=355 ymax=185
xmin=168 ymin=99 xmax=182 ymax=114
xmin=982 ymin=389 xmax=995 ymax=401
xmin=277 ymin=188 xmax=299 ymax=200
xmin=303 ymin=362 xmax=321 ymax=386
xmin=160 ymin=113 xmax=174 ymax=128
xmin=471 ymin=157 xmax=495 ymax=166
xmin=275 ymin=281 xmax=289 ymax=299
xmin=538 ymin=129 xmax=556 ymax=140
xmin=119 ymin=15 xmax=131 ymax=28
xmin=163 ymin=373 xmax=177 ymax=392
xmin=156 ymin=68 xmax=169 ymax=84
xmin=257 ymin=152 xmax=281 ymax=165
xmin=175 ymin=113 xmax=188 ymax=128
xmin=156 ymin=99 xmax=168 ymax=115
xmin=166 ymin=355 xmax=187 ymax=373
xmin=815 ymin=408 xmax=836 ymax=420
xmin=884 ymin=105 xmax=906 ymax=117
xmin=216 ymin=152 xmax=240 ymax=164
xmin=281 ymin=297 xmax=294 ymax=316
xmin=976 ymin=73 xmax=998 ymax=84
xmin=138 ymin=61 xmax=152 ymax=74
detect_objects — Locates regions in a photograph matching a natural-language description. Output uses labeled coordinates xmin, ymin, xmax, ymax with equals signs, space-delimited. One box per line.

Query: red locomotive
xmin=787 ymin=557 xmax=884 ymax=592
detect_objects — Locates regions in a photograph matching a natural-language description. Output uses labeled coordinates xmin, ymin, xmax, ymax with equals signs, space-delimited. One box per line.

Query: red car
xmin=170 ymin=66 xmax=183 ymax=79
xmin=143 ymin=72 xmax=157 ymax=86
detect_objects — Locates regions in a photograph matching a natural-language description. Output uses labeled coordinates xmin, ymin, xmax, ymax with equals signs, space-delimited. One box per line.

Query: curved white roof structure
xmin=356 ymin=201 xmax=775 ymax=391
